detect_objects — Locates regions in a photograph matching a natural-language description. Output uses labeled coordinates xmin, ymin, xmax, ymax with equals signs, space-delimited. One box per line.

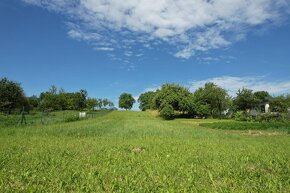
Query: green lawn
xmin=0 ymin=111 xmax=289 ymax=192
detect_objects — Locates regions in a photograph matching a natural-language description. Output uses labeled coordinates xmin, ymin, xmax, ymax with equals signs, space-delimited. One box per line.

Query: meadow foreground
xmin=0 ymin=111 xmax=289 ymax=192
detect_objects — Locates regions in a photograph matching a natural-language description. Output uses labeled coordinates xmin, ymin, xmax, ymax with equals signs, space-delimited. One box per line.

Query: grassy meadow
xmin=0 ymin=111 xmax=289 ymax=192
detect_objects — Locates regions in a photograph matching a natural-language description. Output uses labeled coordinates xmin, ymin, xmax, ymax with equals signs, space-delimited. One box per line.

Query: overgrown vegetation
xmin=138 ymin=82 xmax=290 ymax=120
xmin=0 ymin=77 xmax=115 ymax=114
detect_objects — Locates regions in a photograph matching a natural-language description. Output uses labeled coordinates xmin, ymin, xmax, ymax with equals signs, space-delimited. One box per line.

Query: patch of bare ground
xmin=148 ymin=110 xmax=159 ymax=117
xmin=240 ymin=130 xmax=284 ymax=136
xmin=131 ymin=147 xmax=145 ymax=153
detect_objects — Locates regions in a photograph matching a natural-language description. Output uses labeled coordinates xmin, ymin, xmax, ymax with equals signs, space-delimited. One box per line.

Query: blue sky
xmin=1 ymin=0 xmax=290 ymax=109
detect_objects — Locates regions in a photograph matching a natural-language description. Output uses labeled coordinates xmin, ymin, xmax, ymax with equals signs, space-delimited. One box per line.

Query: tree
xmin=254 ymin=91 xmax=271 ymax=103
xmin=86 ymin=97 xmax=98 ymax=110
xmin=160 ymin=103 xmax=175 ymax=120
xmin=38 ymin=87 xmax=89 ymax=111
xmin=102 ymin=98 xmax=114 ymax=108
xmin=27 ymin=95 xmax=40 ymax=110
xmin=74 ymin=89 xmax=87 ymax=110
xmin=102 ymin=99 xmax=114 ymax=109
xmin=0 ymin=77 xmax=26 ymax=113
xmin=38 ymin=91 xmax=61 ymax=110
xmin=138 ymin=91 xmax=156 ymax=111
xmin=270 ymin=96 xmax=288 ymax=113
xmin=193 ymin=82 xmax=230 ymax=117
xmin=49 ymin=85 xmax=57 ymax=95
xmin=97 ymin=98 xmax=103 ymax=109
xmin=119 ymin=93 xmax=135 ymax=110
xmin=152 ymin=84 xmax=193 ymax=113
xmin=193 ymin=102 xmax=211 ymax=117
xmin=234 ymin=88 xmax=260 ymax=111
xmin=38 ymin=86 xmax=64 ymax=111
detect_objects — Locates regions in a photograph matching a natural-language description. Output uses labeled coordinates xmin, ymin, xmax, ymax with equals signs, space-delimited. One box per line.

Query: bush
xmin=256 ymin=113 xmax=277 ymax=122
xmin=160 ymin=104 xmax=175 ymax=120
xmin=233 ymin=111 xmax=248 ymax=121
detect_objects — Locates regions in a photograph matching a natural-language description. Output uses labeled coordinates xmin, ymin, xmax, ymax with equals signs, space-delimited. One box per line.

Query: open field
xmin=0 ymin=111 xmax=289 ymax=192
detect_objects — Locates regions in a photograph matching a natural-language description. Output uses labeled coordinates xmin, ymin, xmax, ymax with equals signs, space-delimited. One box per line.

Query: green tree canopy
xmin=234 ymin=88 xmax=260 ymax=111
xmin=119 ymin=93 xmax=135 ymax=110
xmin=39 ymin=87 xmax=88 ymax=111
xmin=75 ymin=89 xmax=87 ymax=110
xmin=254 ymin=91 xmax=271 ymax=103
xmin=0 ymin=77 xmax=27 ymax=113
xmin=160 ymin=103 xmax=175 ymax=120
xmin=152 ymin=84 xmax=193 ymax=114
xmin=102 ymin=98 xmax=114 ymax=108
xmin=138 ymin=91 xmax=156 ymax=111
xmin=193 ymin=82 xmax=230 ymax=117
xmin=27 ymin=95 xmax=40 ymax=110
xmin=270 ymin=95 xmax=288 ymax=113
xmin=86 ymin=97 xmax=98 ymax=110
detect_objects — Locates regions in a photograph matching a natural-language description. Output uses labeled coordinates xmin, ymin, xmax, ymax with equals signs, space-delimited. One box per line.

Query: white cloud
xmin=174 ymin=48 xmax=194 ymax=59
xmin=189 ymin=76 xmax=290 ymax=96
xmin=94 ymin=47 xmax=114 ymax=51
xmin=22 ymin=0 xmax=290 ymax=58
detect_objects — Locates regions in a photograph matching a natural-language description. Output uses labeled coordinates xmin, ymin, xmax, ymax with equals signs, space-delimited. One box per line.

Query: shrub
xmin=256 ymin=113 xmax=278 ymax=122
xmin=160 ymin=103 xmax=175 ymax=120
xmin=234 ymin=111 xmax=248 ymax=121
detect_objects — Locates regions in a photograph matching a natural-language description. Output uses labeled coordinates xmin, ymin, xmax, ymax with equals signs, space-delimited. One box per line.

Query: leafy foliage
xmin=152 ymin=84 xmax=194 ymax=114
xmin=147 ymin=83 xmax=232 ymax=119
xmin=101 ymin=98 xmax=114 ymax=109
xmin=0 ymin=77 xmax=27 ymax=113
xmin=193 ymin=102 xmax=211 ymax=117
xmin=254 ymin=91 xmax=271 ymax=103
xmin=270 ymin=95 xmax=289 ymax=113
xmin=119 ymin=93 xmax=135 ymax=110
xmin=39 ymin=86 xmax=88 ymax=111
xmin=138 ymin=91 xmax=156 ymax=111
xmin=234 ymin=88 xmax=260 ymax=111
xmin=193 ymin=82 xmax=230 ymax=117
xmin=86 ymin=97 xmax=98 ymax=110
xmin=160 ymin=103 xmax=175 ymax=120
xmin=26 ymin=95 xmax=40 ymax=110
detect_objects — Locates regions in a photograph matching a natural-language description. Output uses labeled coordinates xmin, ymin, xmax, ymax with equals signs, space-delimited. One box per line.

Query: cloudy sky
xmin=1 ymin=0 xmax=290 ymax=108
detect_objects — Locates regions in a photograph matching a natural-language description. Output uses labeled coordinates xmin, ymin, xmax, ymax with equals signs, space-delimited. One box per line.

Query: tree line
xmin=137 ymin=83 xmax=290 ymax=120
xmin=0 ymin=77 xmax=115 ymax=113
xmin=1 ymin=77 xmax=290 ymax=121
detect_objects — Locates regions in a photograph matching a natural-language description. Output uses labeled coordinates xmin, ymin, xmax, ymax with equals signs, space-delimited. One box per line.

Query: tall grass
xmin=0 ymin=110 xmax=111 ymax=127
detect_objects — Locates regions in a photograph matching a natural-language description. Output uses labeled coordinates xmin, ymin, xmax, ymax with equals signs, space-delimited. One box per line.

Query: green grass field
xmin=0 ymin=111 xmax=289 ymax=192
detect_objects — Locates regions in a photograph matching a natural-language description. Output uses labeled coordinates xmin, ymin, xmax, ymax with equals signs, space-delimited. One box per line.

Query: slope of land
xmin=0 ymin=111 xmax=289 ymax=192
